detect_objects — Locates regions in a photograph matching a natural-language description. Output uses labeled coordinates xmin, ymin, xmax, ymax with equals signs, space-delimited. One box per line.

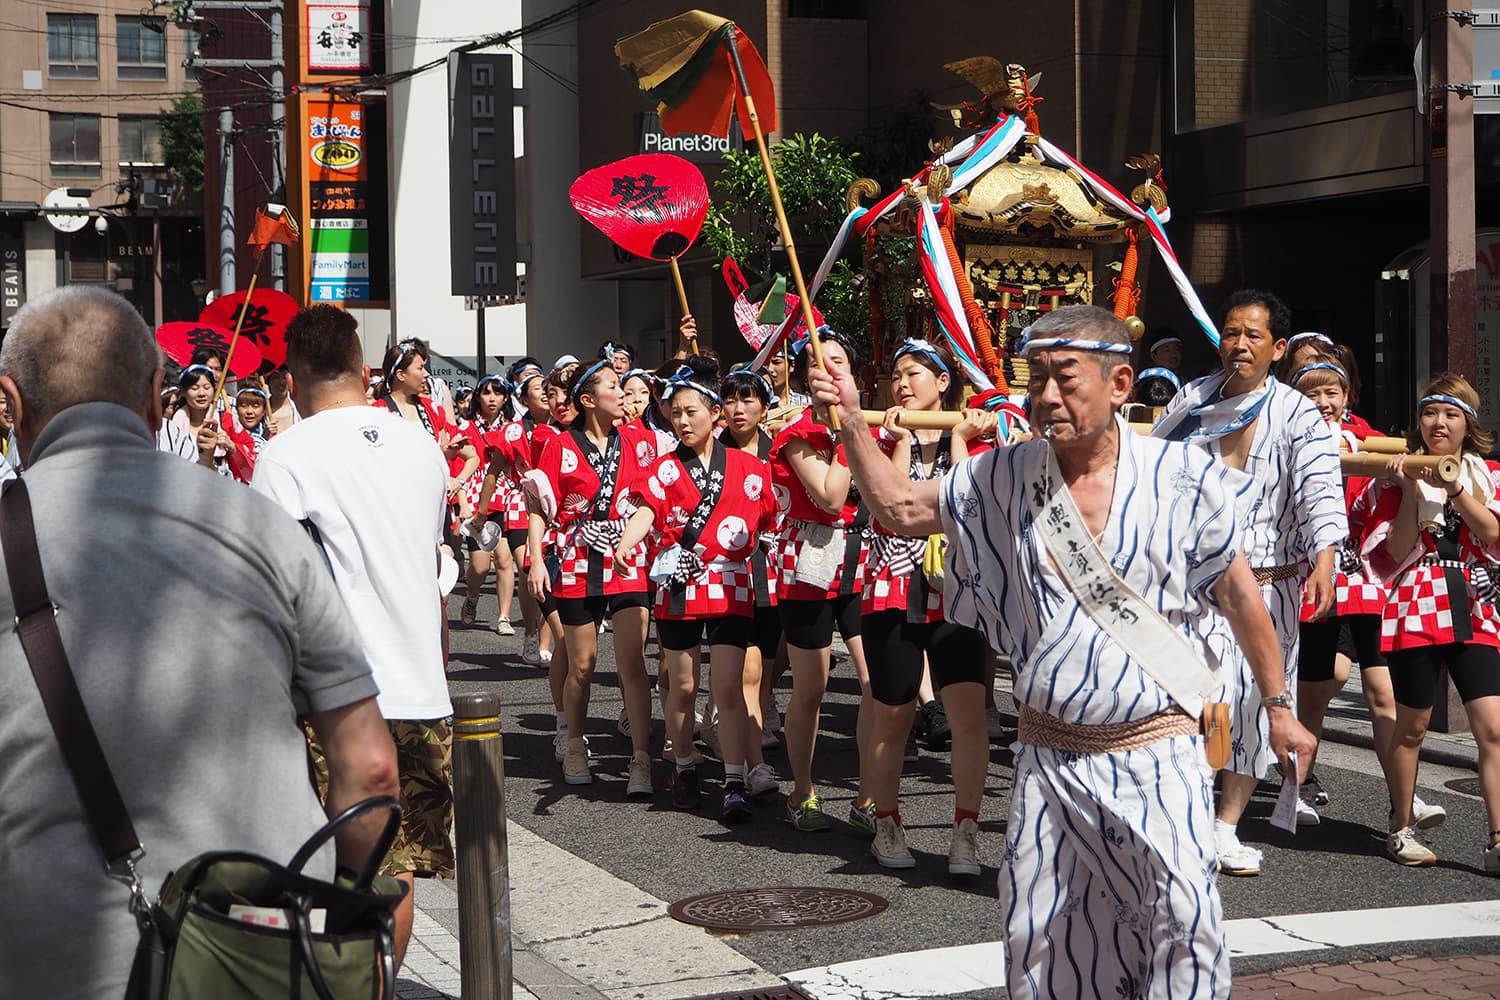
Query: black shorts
xmin=505 ymin=527 xmax=529 ymax=553
xmin=1387 ymin=642 xmax=1500 ymax=710
xmin=657 ymin=615 xmax=753 ymax=651
xmin=752 ymin=604 xmax=782 ymax=659
xmin=555 ymin=591 xmax=651 ymax=628
xmin=463 ymin=511 xmax=508 ymax=553
xmin=1298 ymin=614 xmax=1385 ymax=683
xmin=862 ymin=610 xmax=988 ymax=705
xmin=779 ymin=594 xmax=862 ymax=651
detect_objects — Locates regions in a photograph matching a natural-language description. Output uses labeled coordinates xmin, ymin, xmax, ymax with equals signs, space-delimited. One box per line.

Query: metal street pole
xmin=218 ymin=108 xmax=235 ymax=295
xmin=270 ymin=4 xmax=286 ymax=292
xmin=477 ymin=303 xmax=487 ymax=379
xmin=1428 ymin=0 xmax=1477 ymax=376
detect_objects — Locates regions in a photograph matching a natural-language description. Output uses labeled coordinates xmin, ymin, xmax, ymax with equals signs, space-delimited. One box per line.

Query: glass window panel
xmin=50 ymin=113 xmax=101 ymax=178
xmin=117 ymin=16 xmax=166 ymax=79
xmin=47 ymin=14 xmax=98 ymax=78
xmin=119 ymin=118 xmax=163 ymax=164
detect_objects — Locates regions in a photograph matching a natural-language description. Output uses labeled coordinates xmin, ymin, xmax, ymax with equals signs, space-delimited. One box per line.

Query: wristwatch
xmin=1261 ymin=691 xmax=1293 ymax=710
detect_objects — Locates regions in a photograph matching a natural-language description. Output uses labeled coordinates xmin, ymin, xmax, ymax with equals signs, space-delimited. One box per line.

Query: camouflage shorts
xmin=303 ymin=717 xmax=455 ymax=878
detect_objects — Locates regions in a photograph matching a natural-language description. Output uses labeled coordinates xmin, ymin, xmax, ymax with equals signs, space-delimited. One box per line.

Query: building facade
xmin=0 ymin=0 xmax=206 ymax=332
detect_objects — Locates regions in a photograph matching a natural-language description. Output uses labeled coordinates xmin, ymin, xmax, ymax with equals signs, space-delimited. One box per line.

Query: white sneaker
xmin=538 ymin=648 xmax=553 ymax=665
xmin=871 ymin=815 xmax=916 ymax=869
xmin=948 ymin=817 xmax=981 ymax=877
xmin=1413 ymin=795 xmax=1447 ymax=831
xmin=1386 ymin=826 xmax=1436 ymax=867
xmin=1294 ymin=797 xmax=1321 ymax=827
xmin=617 ymin=706 xmax=631 ymax=737
xmin=563 ymin=737 xmax=592 ymax=785
xmin=553 ymin=722 xmax=582 ymax=763
xmin=746 ymin=762 xmax=778 ymax=798
xmin=522 ymin=632 xmax=541 ymax=664
xmin=495 ymin=617 xmax=516 ymax=637
xmin=626 ymin=751 xmax=653 ymax=799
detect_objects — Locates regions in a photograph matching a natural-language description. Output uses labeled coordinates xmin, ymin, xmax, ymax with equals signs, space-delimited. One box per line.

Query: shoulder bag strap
xmin=1026 ymin=444 xmax=1216 ymax=715
xmin=0 ymin=478 xmax=143 ymax=871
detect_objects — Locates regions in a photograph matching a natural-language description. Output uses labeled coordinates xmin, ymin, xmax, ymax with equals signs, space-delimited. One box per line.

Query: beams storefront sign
xmin=448 ymin=52 xmax=517 ymax=298
xmin=0 ymin=235 xmax=22 ymax=328
xmin=639 ymin=112 xmax=741 ymax=164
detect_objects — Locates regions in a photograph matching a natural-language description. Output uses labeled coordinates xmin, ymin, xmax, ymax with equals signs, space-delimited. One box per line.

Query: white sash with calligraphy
xmin=1028 ymin=443 xmax=1219 ymax=716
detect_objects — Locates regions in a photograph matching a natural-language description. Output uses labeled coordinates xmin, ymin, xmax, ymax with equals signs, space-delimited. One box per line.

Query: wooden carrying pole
xmin=668 ymin=258 xmax=697 ymax=354
xmin=211 ymin=243 xmax=268 ymax=407
xmin=725 ymin=26 xmax=839 ymax=430
xmin=452 ymin=692 xmax=513 ymax=1000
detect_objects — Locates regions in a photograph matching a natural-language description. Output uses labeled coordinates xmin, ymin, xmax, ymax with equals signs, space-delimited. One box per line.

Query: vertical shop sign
xmin=305 ymin=97 xmax=388 ymax=303
xmin=448 ymin=52 xmax=516 ymax=297
xmin=306 ymin=1 xmax=371 ymax=73
xmin=0 ymin=235 xmax=22 ymax=328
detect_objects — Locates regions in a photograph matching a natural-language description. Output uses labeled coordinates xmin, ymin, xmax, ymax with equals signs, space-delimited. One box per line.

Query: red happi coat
xmin=1300 ymin=413 xmax=1386 ymax=620
xmin=534 ymin=422 xmax=659 ymax=598
xmin=631 ymin=442 xmax=779 ymax=620
xmin=768 ymin=410 xmax=868 ymax=602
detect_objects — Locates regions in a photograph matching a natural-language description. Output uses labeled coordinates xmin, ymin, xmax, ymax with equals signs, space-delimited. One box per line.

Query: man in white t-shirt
xmin=252 ymin=304 xmax=451 ymax=970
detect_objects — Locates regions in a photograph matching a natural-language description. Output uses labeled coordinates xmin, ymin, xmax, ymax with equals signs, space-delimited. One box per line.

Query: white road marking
xmin=785 ymin=900 xmax=1500 ymax=1000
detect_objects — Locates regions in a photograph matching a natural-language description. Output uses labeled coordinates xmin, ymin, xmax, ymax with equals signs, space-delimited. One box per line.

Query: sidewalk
xmin=1234 ymin=954 xmax=1500 ymax=997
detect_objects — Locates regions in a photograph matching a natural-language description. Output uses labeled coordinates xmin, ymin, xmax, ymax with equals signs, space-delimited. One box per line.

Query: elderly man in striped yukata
xmin=810 ymin=305 xmax=1316 ymax=1000
xmin=1153 ymin=289 xmax=1348 ymax=878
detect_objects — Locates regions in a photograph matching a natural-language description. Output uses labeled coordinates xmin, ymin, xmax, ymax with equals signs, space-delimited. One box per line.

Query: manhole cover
xmin=669 ymin=886 xmax=888 ymax=931
xmin=1446 ymin=777 xmax=1483 ymax=797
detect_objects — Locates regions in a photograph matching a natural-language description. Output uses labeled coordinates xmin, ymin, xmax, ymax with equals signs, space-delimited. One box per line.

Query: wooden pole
xmin=452 ymin=692 xmax=512 ymax=1000
xmin=724 ymin=27 xmax=840 ymax=430
xmin=212 ymin=243 xmax=268 ymax=408
xmin=668 ymin=257 xmax=697 ymax=355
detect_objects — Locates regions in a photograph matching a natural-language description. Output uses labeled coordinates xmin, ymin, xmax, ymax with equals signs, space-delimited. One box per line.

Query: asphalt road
xmin=444 ymin=587 xmax=1500 ymax=995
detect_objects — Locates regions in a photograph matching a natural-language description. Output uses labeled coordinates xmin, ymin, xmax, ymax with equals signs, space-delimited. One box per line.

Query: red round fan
xmin=569 ymin=154 xmax=708 ymax=262
xmin=200 ymin=288 xmax=300 ymax=370
xmin=155 ymin=322 xmax=263 ymax=379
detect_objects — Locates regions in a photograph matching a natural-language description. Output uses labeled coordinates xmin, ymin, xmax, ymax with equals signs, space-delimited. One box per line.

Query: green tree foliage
xmin=160 ymin=93 xmax=204 ymax=194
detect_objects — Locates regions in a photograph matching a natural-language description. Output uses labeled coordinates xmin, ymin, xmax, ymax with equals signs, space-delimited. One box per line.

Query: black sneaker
xmin=923 ymin=701 xmax=951 ymax=751
xmin=670 ymin=767 xmax=702 ymax=810
xmin=721 ymin=781 xmax=751 ymax=822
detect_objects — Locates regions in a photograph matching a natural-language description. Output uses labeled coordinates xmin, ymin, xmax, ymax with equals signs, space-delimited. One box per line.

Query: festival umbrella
xmin=201 ymin=287 xmax=299 ymax=371
xmin=569 ymin=154 xmax=708 ymax=331
xmin=156 ymin=321 xmax=262 ymax=379
xmin=616 ymin=10 xmax=838 ymax=427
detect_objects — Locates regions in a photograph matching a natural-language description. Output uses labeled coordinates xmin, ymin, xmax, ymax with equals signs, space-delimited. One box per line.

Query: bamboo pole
xmin=212 ymin=243 xmax=268 ymax=408
xmin=668 ymin=257 xmax=697 ymax=355
xmin=725 ymin=26 xmax=839 ymax=430
xmin=1341 ymin=435 xmax=1408 ymax=456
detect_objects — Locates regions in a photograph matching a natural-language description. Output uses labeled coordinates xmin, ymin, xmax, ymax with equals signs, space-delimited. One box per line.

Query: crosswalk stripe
xmin=784 ymin=900 xmax=1500 ymax=998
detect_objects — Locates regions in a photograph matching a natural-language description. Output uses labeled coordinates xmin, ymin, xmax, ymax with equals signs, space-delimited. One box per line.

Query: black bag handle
xmin=288 ymin=795 xmax=402 ymax=890
xmin=0 ymin=478 xmax=144 ymax=872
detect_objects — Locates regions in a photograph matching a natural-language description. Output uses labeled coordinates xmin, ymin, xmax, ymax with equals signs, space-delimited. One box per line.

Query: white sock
xmin=724 ymin=763 xmax=747 ymax=783
xmin=1214 ymin=819 xmax=1238 ymax=846
xmin=556 ymin=714 xmax=567 ymax=735
xmin=674 ymin=755 xmax=696 ymax=771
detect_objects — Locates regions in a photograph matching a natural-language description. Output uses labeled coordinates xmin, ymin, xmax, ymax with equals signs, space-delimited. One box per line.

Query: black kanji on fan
xmin=610 ymin=174 xmax=672 ymax=222
xmin=235 ymin=304 xmax=275 ymax=348
xmin=185 ymin=326 xmax=231 ymax=354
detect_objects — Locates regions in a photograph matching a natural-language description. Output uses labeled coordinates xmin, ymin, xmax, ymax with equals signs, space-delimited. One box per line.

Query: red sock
xmin=955 ymin=808 xmax=980 ymax=825
xmin=876 ymin=807 xmax=901 ymax=826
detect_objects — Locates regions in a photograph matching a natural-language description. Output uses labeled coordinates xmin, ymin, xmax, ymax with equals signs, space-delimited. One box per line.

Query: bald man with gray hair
xmin=0 ymin=286 xmax=399 ymax=998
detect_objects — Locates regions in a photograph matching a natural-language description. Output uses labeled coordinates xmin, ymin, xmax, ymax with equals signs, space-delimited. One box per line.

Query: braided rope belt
xmin=1252 ymin=563 xmax=1300 ymax=585
xmin=1017 ymin=703 xmax=1196 ymax=755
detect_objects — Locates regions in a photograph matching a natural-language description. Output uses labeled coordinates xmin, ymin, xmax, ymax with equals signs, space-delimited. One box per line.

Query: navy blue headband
xmin=569 ymin=359 xmax=613 ymax=403
xmin=892 ymin=339 xmax=951 ymax=377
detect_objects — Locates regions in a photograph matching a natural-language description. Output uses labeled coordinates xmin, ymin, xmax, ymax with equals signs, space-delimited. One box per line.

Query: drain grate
xmin=669 ymin=886 xmax=888 ymax=931
xmin=682 ymin=989 xmax=811 ymax=1000
xmin=1446 ymin=777 xmax=1483 ymax=797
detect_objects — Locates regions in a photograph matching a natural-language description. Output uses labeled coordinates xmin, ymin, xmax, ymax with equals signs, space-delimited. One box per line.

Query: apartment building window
xmin=47 ymin=13 xmax=99 ymax=79
xmin=118 ymin=117 xmax=164 ymax=166
xmin=50 ymin=113 xmax=101 ymax=178
xmin=117 ymin=16 xmax=167 ymax=80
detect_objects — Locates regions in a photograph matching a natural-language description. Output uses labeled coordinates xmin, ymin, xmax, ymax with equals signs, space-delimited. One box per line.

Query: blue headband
xmin=1291 ymin=362 xmax=1347 ymax=386
xmin=724 ymin=366 xmax=773 ymax=401
xmin=1289 ymin=331 xmax=1334 ymax=350
xmin=1019 ymin=335 xmax=1133 ymax=357
xmin=235 ymin=387 xmax=269 ymax=401
xmin=516 ymin=370 xmax=545 ymax=394
xmin=569 ymin=359 xmax=612 ymax=403
xmin=1420 ymin=393 xmax=1478 ymax=419
xmin=892 ymin=338 xmax=951 ymax=377
xmin=621 ymin=368 xmax=654 ymax=388
xmin=1136 ymin=367 xmax=1182 ymax=391
xmin=477 ymin=374 xmax=512 ymax=395
xmin=385 ymin=340 xmax=419 ymax=386
xmin=663 ymin=365 xmax=722 ymax=406
xmin=179 ymin=364 xmax=216 ymax=385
